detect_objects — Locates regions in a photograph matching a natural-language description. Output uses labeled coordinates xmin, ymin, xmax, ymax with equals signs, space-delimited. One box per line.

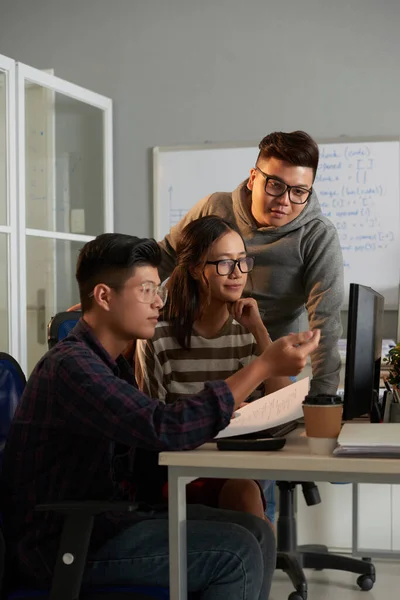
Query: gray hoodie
xmin=159 ymin=180 xmax=344 ymax=396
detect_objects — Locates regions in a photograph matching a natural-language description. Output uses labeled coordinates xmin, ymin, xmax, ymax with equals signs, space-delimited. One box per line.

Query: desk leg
xmin=168 ymin=468 xmax=188 ymax=600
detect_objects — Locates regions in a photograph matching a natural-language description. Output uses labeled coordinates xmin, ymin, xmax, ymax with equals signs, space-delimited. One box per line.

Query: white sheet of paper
xmin=215 ymin=377 xmax=309 ymax=439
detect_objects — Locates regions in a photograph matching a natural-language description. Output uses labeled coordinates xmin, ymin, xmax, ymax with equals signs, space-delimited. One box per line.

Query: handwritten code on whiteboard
xmin=314 ymin=142 xmax=400 ymax=307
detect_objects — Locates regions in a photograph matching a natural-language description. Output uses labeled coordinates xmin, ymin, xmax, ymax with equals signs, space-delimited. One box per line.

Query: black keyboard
xmin=229 ymin=420 xmax=299 ymax=441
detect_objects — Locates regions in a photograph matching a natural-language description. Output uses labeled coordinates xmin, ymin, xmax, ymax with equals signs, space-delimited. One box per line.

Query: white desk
xmin=159 ymin=428 xmax=400 ymax=600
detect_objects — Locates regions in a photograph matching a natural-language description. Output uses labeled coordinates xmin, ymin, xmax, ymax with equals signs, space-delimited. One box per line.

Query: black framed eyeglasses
xmin=256 ymin=166 xmax=312 ymax=205
xmin=205 ymin=256 xmax=255 ymax=276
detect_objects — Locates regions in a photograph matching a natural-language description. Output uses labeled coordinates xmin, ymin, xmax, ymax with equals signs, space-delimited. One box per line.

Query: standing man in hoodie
xmin=158 ymin=130 xmax=344 ymax=397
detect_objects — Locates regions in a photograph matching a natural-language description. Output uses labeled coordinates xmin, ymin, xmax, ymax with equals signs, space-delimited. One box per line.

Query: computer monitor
xmin=343 ymin=284 xmax=384 ymax=421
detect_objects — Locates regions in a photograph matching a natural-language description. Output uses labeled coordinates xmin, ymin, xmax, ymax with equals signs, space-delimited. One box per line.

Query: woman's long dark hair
xmin=167 ymin=215 xmax=246 ymax=350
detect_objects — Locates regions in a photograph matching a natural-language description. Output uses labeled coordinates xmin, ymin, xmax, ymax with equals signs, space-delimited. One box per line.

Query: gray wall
xmin=1 ymin=0 xmax=399 ymax=336
xmin=1 ymin=0 xmax=400 ymax=236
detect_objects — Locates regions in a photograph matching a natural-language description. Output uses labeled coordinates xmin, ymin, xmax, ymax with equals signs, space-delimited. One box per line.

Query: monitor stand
xmin=370 ymin=390 xmax=381 ymax=423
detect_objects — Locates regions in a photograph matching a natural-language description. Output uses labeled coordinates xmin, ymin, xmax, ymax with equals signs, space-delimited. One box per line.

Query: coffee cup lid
xmin=303 ymin=394 xmax=343 ymax=406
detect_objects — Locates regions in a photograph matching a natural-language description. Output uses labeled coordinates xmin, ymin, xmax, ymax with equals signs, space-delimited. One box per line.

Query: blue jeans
xmin=84 ymin=504 xmax=276 ymax=600
xmin=261 ymin=480 xmax=276 ymax=523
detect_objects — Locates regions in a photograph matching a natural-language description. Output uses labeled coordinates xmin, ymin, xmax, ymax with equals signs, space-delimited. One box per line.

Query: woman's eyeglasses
xmin=205 ymin=256 xmax=255 ymax=276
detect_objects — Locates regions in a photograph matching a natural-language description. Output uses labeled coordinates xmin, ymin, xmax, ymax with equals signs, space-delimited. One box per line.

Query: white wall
xmin=0 ymin=0 xmax=399 ymax=237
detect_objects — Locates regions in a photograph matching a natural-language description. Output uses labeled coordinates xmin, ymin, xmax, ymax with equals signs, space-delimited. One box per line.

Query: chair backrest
xmin=0 ymin=353 xmax=26 ymax=595
xmin=0 ymin=354 xmax=26 ymax=457
xmin=47 ymin=311 xmax=81 ymax=350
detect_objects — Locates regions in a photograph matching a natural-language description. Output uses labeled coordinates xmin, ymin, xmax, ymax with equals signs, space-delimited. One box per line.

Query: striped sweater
xmin=135 ymin=316 xmax=262 ymax=403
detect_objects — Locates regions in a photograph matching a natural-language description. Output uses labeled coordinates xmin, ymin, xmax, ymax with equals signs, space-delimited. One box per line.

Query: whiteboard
xmin=154 ymin=139 xmax=400 ymax=309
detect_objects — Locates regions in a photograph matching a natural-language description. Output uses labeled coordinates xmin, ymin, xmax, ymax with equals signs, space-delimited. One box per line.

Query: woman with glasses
xmin=136 ymin=215 xmax=291 ymax=524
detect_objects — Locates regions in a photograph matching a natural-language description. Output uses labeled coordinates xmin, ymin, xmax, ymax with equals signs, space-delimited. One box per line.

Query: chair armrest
xmin=35 ymin=501 xmax=137 ymax=600
xmin=35 ymin=500 xmax=138 ymax=516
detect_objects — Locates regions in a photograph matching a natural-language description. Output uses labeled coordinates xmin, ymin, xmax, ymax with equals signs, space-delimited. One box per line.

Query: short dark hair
xmin=257 ymin=130 xmax=319 ymax=180
xmin=167 ymin=215 xmax=246 ymax=349
xmin=76 ymin=233 xmax=161 ymax=312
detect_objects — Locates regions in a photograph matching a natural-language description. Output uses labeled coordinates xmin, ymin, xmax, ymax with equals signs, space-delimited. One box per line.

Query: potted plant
xmin=383 ymin=343 xmax=400 ymax=387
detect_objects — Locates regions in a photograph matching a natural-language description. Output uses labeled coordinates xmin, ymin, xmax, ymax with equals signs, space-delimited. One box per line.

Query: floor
xmin=270 ymin=560 xmax=399 ymax=600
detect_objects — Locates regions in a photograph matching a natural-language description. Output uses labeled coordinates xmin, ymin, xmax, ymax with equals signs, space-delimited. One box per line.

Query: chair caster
xmin=288 ymin=592 xmax=307 ymax=600
xmin=357 ymin=574 xmax=374 ymax=591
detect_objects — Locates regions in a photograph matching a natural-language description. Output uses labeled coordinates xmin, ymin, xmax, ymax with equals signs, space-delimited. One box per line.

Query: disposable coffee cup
xmin=302 ymin=394 xmax=343 ymax=455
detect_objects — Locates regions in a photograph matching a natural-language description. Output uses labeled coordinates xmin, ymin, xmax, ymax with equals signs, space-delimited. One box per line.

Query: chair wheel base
xmin=357 ymin=574 xmax=375 ymax=591
xmin=288 ymin=592 xmax=307 ymax=600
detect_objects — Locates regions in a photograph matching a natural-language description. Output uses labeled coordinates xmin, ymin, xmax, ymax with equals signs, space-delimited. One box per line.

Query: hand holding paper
xmin=224 ymin=330 xmax=320 ymax=411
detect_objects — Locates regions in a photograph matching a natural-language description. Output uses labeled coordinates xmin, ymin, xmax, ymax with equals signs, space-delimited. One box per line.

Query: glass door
xmin=17 ymin=65 xmax=113 ymax=374
xmin=0 ymin=54 xmax=17 ymax=358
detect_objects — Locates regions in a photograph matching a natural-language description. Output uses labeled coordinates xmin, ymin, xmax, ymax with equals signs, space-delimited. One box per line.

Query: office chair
xmin=276 ymin=481 xmax=376 ymax=600
xmin=0 ymin=352 xmax=26 ymax=466
xmin=47 ymin=311 xmax=81 ymax=349
xmin=0 ymin=351 xmax=172 ymax=599
xmin=1 ymin=502 xmax=171 ymax=599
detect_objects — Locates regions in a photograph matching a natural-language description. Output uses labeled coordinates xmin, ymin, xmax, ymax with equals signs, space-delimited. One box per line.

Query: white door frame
xmin=0 ymin=54 xmax=18 ymax=359
xmin=16 ymin=63 xmax=113 ymax=373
